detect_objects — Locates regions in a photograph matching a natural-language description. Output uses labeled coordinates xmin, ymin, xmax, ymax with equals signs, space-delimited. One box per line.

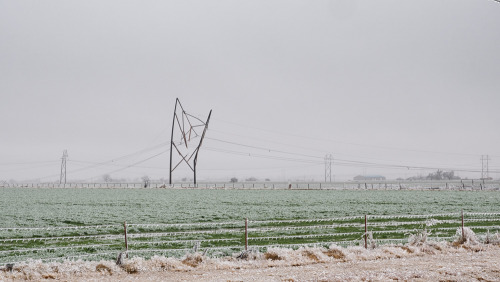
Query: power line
xmin=211 ymin=118 xmax=497 ymax=158
xmin=204 ymin=147 xmax=323 ymax=164
xmin=68 ymin=160 xmax=167 ymax=170
xmin=208 ymin=128 xmax=329 ymax=155
xmin=0 ymin=162 xmax=59 ymax=173
xmin=87 ymin=148 xmax=170 ymax=180
xmin=206 ymin=137 xmax=487 ymax=173
xmin=35 ymin=141 xmax=170 ymax=180
xmin=204 ymin=141 xmax=500 ymax=174
xmin=0 ymin=160 xmax=59 ymax=166
xmin=206 ymin=137 xmax=323 ymax=160
xmin=198 ymin=163 xmax=322 ymax=171
xmin=208 ymin=127 xmax=490 ymax=170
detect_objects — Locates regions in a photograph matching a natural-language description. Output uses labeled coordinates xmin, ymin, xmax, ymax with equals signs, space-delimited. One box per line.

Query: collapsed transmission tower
xmin=60 ymin=150 xmax=68 ymax=184
xmin=169 ymin=98 xmax=212 ymax=185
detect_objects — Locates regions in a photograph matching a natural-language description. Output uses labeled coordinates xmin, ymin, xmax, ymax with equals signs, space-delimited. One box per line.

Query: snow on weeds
xmin=453 ymin=227 xmax=479 ymax=245
xmin=1 ymin=236 xmax=498 ymax=280
xmin=482 ymin=230 xmax=500 ymax=245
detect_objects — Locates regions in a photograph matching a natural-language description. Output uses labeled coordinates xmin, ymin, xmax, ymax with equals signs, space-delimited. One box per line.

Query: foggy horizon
xmin=1 ymin=1 xmax=499 ymax=183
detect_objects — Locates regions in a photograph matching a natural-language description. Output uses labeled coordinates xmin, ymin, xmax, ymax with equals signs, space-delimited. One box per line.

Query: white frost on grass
xmin=454 ymin=227 xmax=479 ymax=245
xmin=482 ymin=230 xmax=500 ymax=245
xmin=1 ymin=229 xmax=499 ymax=281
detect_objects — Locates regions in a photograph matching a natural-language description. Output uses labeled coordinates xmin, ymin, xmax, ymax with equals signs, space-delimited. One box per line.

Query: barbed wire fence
xmin=0 ymin=212 xmax=499 ymax=265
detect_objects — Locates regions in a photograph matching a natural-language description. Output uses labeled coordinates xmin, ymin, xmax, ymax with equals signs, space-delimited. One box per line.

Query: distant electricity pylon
xmin=481 ymin=155 xmax=490 ymax=180
xmin=169 ymin=98 xmax=212 ymax=185
xmin=59 ymin=150 xmax=68 ymax=184
xmin=325 ymin=154 xmax=333 ymax=182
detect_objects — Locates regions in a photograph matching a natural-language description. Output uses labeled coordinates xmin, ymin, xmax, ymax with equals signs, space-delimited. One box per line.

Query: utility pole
xmin=481 ymin=155 xmax=490 ymax=180
xmin=60 ymin=150 xmax=68 ymax=184
xmin=325 ymin=154 xmax=333 ymax=182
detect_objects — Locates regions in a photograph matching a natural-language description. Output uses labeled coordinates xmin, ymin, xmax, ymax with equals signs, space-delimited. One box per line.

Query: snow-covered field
xmin=2 ymin=231 xmax=499 ymax=281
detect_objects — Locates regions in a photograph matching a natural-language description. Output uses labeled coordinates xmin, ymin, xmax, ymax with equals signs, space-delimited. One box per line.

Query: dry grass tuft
xmin=324 ymin=248 xmax=345 ymax=259
xmin=96 ymin=263 xmax=113 ymax=275
xmin=301 ymin=250 xmax=321 ymax=262
xmin=42 ymin=273 xmax=56 ymax=279
xmin=150 ymin=256 xmax=183 ymax=271
xmin=121 ymin=263 xmax=140 ymax=274
xmin=182 ymin=253 xmax=204 ymax=267
xmin=419 ymin=245 xmax=437 ymax=255
xmin=264 ymin=252 xmax=283 ymax=261
xmin=399 ymin=246 xmax=414 ymax=253
xmin=383 ymin=249 xmax=402 ymax=258
xmin=429 ymin=243 xmax=442 ymax=251
xmin=236 ymin=250 xmax=262 ymax=260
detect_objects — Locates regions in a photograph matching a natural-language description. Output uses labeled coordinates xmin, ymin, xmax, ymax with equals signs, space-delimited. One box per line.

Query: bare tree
xmin=102 ymin=174 xmax=112 ymax=183
xmin=141 ymin=175 xmax=150 ymax=188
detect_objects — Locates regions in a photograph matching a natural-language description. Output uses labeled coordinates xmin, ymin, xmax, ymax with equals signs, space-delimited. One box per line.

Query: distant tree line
xmin=405 ymin=170 xmax=460 ymax=181
xmin=229 ymin=177 xmax=271 ymax=183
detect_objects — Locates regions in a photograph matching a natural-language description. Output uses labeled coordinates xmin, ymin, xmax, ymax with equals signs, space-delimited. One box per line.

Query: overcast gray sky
xmin=1 ymin=0 xmax=499 ymax=182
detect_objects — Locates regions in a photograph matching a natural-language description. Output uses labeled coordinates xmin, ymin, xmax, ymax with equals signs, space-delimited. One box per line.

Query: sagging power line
xmin=205 ymin=137 xmax=500 ymax=175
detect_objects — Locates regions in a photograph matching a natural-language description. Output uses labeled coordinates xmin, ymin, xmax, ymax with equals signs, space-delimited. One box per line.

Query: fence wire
xmin=1 ymin=212 xmax=499 ymax=264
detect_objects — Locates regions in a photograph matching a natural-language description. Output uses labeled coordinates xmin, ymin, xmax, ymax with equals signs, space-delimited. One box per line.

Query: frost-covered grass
xmin=1 ymin=188 xmax=500 ymax=226
xmin=1 ymin=213 xmax=499 ymax=264
xmin=1 ymin=188 xmax=499 ymax=264
xmin=2 ymin=229 xmax=500 ymax=281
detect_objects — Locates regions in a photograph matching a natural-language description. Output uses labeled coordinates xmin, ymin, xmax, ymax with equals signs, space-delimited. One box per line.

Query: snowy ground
xmin=2 ymin=240 xmax=499 ymax=281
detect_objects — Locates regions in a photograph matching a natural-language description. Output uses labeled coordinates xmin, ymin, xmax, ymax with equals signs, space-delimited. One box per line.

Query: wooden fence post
xmin=364 ymin=215 xmax=367 ymax=249
xmin=461 ymin=210 xmax=464 ymax=240
xmin=124 ymin=221 xmax=129 ymax=257
xmin=245 ymin=218 xmax=248 ymax=251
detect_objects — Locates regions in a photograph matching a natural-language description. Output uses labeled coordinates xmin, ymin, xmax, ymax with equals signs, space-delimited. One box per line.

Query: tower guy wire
xmin=59 ymin=150 xmax=68 ymax=184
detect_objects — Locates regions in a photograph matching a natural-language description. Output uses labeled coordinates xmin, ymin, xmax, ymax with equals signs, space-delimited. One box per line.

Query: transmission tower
xmin=60 ymin=150 xmax=68 ymax=184
xmin=324 ymin=154 xmax=333 ymax=182
xmin=481 ymin=155 xmax=490 ymax=180
xmin=169 ymin=98 xmax=212 ymax=185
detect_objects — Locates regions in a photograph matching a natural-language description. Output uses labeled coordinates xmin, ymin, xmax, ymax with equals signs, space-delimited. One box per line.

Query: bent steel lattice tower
xmin=169 ymin=98 xmax=212 ymax=185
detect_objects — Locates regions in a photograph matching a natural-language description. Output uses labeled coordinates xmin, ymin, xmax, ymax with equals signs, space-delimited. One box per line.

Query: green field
xmin=1 ymin=188 xmax=499 ymax=263
xmin=1 ymin=188 xmax=499 ymax=226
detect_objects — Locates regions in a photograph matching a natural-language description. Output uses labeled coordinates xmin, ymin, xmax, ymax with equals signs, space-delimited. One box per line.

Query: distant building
xmin=353 ymin=175 xmax=386 ymax=181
